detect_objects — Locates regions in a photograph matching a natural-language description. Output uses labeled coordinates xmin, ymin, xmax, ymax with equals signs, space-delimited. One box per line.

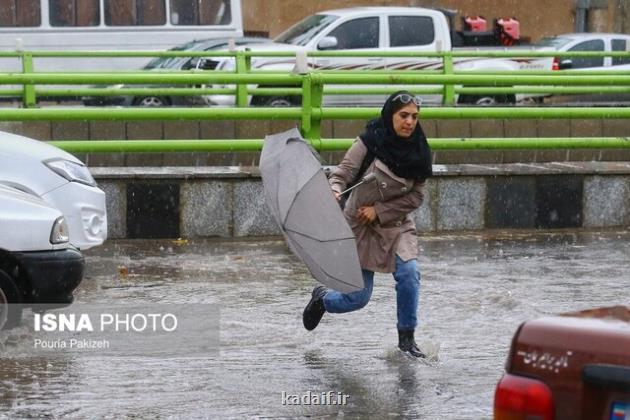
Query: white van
xmin=0 ymin=0 xmax=243 ymax=72
xmin=0 ymin=131 xmax=107 ymax=250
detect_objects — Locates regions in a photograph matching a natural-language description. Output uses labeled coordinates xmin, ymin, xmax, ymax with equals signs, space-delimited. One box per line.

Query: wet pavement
xmin=1 ymin=229 xmax=629 ymax=419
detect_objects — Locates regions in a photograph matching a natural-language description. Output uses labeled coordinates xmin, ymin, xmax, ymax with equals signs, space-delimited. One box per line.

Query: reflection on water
xmin=1 ymin=230 xmax=628 ymax=418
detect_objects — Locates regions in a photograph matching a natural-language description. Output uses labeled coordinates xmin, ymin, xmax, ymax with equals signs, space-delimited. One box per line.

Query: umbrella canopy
xmin=260 ymin=128 xmax=364 ymax=293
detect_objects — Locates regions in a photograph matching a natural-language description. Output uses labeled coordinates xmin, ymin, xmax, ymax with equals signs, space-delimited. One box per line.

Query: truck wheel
xmin=0 ymin=269 xmax=23 ymax=330
xmin=132 ymin=96 xmax=170 ymax=107
xmin=458 ymin=94 xmax=514 ymax=106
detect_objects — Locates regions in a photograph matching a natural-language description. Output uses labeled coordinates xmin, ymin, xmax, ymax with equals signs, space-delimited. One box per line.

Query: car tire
xmin=251 ymin=92 xmax=301 ymax=107
xmin=458 ymin=93 xmax=515 ymax=106
xmin=132 ymin=96 xmax=170 ymax=107
xmin=0 ymin=269 xmax=23 ymax=330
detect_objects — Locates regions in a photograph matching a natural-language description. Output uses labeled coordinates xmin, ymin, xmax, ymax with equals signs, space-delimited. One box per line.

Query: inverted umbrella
xmin=260 ymin=128 xmax=364 ymax=293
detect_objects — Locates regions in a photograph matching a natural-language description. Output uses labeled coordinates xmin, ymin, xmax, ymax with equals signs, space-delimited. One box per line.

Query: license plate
xmin=611 ymin=401 xmax=630 ymax=420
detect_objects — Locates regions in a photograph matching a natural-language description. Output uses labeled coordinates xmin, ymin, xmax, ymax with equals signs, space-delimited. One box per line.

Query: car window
xmin=49 ymin=0 xmax=99 ymax=27
xmin=326 ymin=17 xmax=379 ymax=50
xmin=567 ymin=40 xmax=604 ymax=68
xmin=535 ymin=36 xmax=575 ymax=48
xmin=0 ymin=0 xmax=40 ymax=27
xmin=144 ymin=43 xmax=195 ymax=69
xmin=389 ymin=16 xmax=434 ymax=47
xmin=105 ymin=0 xmax=166 ymax=26
xmin=170 ymin=0 xmax=232 ymax=26
xmin=274 ymin=14 xmax=339 ymax=46
xmin=612 ymin=39 xmax=630 ymax=65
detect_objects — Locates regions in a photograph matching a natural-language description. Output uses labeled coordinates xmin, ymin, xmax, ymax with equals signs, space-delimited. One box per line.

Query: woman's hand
xmin=356 ymin=206 xmax=377 ymax=225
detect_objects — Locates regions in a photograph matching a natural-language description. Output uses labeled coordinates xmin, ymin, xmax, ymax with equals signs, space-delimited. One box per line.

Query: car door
xmin=611 ymin=38 xmax=630 ymax=68
xmin=564 ymin=38 xmax=617 ymax=104
xmin=313 ymin=15 xmax=385 ymax=106
xmin=566 ymin=39 xmax=605 ymax=69
xmin=608 ymin=37 xmax=630 ymax=102
xmin=385 ymin=14 xmax=442 ymax=105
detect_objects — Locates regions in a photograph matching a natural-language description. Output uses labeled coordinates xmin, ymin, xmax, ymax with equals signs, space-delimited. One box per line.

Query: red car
xmin=494 ymin=306 xmax=630 ymax=420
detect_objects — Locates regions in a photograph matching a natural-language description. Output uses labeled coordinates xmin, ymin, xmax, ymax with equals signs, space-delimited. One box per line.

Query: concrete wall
xmin=615 ymin=0 xmax=630 ymax=33
xmin=93 ymin=162 xmax=630 ymax=240
xmin=2 ymin=119 xmax=629 ymax=167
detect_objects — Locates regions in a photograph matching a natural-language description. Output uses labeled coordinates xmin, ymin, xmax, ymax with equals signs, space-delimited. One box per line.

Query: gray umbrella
xmin=260 ymin=128 xmax=364 ymax=293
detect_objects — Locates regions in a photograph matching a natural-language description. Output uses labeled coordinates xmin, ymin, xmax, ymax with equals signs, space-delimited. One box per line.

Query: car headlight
xmin=44 ymin=158 xmax=96 ymax=187
xmin=50 ymin=216 xmax=69 ymax=244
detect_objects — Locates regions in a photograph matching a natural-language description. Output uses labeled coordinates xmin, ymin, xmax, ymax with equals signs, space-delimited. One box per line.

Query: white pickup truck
xmin=205 ymin=7 xmax=552 ymax=107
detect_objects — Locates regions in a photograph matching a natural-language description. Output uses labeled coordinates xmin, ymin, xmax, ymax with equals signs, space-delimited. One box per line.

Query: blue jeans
xmin=322 ymin=255 xmax=420 ymax=331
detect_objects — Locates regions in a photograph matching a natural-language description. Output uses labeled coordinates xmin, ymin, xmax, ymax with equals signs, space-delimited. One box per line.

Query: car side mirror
xmin=318 ymin=36 xmax=338 ymax=50
xmin=559 ymin=59 xmax=573 ymax=70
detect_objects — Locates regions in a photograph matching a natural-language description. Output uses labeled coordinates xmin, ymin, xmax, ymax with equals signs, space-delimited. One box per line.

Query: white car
xmin=536 ymin=33 xmax=630 ymax=70
xmin=535 ymin=33 xmax=630 ymax=104
xmin=0 ymin=131 xmax=107 ymax=249
xmin=0 ymin=184 xmax=84 ymax=329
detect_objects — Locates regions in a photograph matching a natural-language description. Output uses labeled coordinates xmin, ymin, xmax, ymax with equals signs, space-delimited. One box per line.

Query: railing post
xmin=235 ymin=50 xmax=250 ymax=107
xmin=300 ymin=72 xmax=323 ymax=149
xmin=442 ymin=52 xmax=455 ymax=106
xmin=21 ymin=52 xmax=37 ymax=108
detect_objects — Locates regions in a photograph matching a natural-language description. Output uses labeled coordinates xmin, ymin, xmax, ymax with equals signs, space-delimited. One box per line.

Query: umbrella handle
xmin=339 ymin=172 xmax=376 ymax=196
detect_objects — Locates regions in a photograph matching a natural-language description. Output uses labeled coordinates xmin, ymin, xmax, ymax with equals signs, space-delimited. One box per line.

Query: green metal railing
xmin=6 ymin=100 xmax=627 ymax=153
xmin=48 ymin=137 xmax=630 ymax=153
xmin=1 ymin=49 xmax=630 ymax=153
xmin=3 ymin=48 xmax=630 ymax=107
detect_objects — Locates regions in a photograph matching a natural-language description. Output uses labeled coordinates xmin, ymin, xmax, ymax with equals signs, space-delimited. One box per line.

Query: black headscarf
xmin=359 ymin=90 xmax=432 ymax=181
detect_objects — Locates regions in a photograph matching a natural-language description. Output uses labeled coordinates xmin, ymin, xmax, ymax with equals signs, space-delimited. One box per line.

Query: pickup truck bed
xmin=495 ymin=306 xmax=630 ymax=419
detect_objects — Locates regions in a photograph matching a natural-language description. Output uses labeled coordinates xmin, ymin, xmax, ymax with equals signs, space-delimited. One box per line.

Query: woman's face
xmin=392 ymin=103 xmax=418 ymax=138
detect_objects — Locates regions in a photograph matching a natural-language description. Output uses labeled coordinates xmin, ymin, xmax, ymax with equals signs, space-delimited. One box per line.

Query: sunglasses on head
xmin=392 ymin=93 xmax=422 ymax=106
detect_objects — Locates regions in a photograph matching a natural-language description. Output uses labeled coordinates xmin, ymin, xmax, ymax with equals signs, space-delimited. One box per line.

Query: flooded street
xmin=1 ymin=229 xmax=629 ymax=419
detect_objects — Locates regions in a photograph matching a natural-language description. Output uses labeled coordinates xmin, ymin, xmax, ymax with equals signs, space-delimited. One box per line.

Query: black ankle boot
xmin=398 ymin=329 xmax=426 ymax=358
xmin=303 ymin=286 xmax=327 ymax=331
